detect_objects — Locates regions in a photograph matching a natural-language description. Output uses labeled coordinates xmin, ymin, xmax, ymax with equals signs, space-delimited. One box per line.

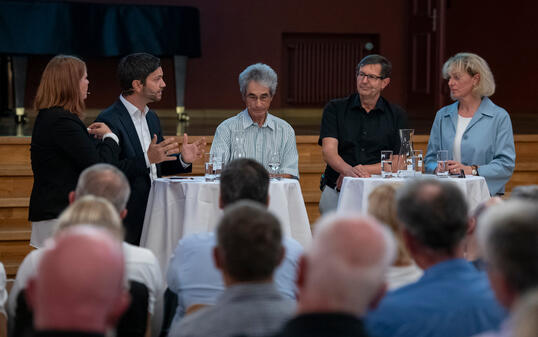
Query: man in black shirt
xmin=318 ymin=54 xmax=407 ymax=213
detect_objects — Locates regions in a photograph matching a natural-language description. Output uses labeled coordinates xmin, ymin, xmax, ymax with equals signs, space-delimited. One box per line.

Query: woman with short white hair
xmin=424 ymin=52 xmax=515 ymax=195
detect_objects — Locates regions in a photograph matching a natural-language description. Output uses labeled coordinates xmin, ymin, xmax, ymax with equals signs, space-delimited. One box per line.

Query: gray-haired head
xmin=75 ymin=164 xmax=131 ymax=213
xmin=396 ymin=179 xmax=468 ymax=255
xmin=238 ymin=63 xmax=278 ymax=97
xmin=356 ymin=54 xmax=392 ymax=79
xmin=478 ymin=200 xmax=538 ymax=299
xmin=510 ymin=185 xmax=538 ymax=202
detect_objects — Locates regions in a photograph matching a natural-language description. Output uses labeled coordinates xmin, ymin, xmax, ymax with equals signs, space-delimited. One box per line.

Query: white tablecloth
xmin=337 ymin=175 xmax=491 ymax=214
xmin=140 ymin=177 xmax=312 ymax=275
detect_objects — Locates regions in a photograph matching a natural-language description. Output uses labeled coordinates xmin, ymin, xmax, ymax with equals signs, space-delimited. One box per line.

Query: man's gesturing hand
xmin=147 ymin=135 xmax=180 ymax=164
xmin=180 ymin=133 xmax=206 ymax=164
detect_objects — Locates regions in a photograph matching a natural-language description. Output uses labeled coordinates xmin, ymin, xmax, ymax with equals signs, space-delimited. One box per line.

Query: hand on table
xmin=446 ymin=160 xmax=472 ymax=175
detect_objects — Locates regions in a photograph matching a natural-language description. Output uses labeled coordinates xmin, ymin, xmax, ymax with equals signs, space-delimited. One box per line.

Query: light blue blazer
xmin=424 ymin=97 xmax=516 ymax=195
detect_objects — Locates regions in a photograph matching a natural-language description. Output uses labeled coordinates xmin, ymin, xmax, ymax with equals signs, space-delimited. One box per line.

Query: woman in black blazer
xmin=29 ymin=55 xmax=120 ymax=247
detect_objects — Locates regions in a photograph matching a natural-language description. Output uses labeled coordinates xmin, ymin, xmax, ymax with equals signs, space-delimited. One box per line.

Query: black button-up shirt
xmin=319 ymin=93 xmax=407 ymax=188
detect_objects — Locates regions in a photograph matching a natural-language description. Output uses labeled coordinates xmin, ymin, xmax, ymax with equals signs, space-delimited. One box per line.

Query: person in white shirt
xmin=96 ymin=53 xmax=205 ymax=245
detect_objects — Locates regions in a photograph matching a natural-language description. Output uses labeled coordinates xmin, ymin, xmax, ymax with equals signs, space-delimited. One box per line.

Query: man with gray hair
xmin=210 ymin=63 xmax=299 ymax=178
xmin=168 ymin=201 xmax=296 ymax=337
xmin=474 ymin=200 xmax=538 ymax=337
xmin=8 ymin=163 xmax=163 ymax=337
xmin=366 ymin=179 xmax=505 ymax=337
xmin=270 ymin=213 xmax=395 ymax=337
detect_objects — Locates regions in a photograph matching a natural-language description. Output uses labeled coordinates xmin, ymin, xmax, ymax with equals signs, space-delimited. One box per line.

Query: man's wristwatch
xmin=471 ymin=165 xmax=479 ymax=176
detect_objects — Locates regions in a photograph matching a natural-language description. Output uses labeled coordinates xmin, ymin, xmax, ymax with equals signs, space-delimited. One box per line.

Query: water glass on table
xmin=380 ymin=150 xmax=393 ymax=178
xmin=436 ymin=150 xmax=449 ymax=177
xmin=412 ymin=150 xmax=423 ymax=175
xmin=268 ymin=151 xmax=281 ymax=179
xmin=212 ymin=152 xmax=225 ymax=180
xmin=204 ymin=153 xmax=215 ymax=182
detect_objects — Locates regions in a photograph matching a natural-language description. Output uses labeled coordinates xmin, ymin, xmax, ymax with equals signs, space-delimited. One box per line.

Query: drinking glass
xmin=436 ymin=150 xmax=449 ymax=177
xmin=268 ymin=151 xmax=281 ymax=179
xmin=204 ymin=153 xmax=215 ymax=182
xmin=212 ymin=152 xmax=224 ymax=180
xmin=380 ymin=150 xmax=393 ymax=178
xmin=412 ymin=150 xmax=423 ymax=176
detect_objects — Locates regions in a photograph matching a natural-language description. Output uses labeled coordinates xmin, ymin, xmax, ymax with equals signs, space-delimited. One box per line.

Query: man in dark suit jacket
xmin=96 ymin=53 xmax=204 ymax=245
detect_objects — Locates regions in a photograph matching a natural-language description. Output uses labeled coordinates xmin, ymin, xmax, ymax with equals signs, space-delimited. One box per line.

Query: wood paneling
xmin=1 ymin=134 xmax=537 ymax=277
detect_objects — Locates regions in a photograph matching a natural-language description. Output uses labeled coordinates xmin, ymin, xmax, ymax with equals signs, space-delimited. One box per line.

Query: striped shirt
xmin=210 ymin=109 xmax=299 ymax=178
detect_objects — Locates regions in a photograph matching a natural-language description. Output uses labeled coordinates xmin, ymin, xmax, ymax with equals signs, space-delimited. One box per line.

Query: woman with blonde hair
xmin=56 ymin=195 xmax=124 ymax=239
xmin=29 ymin=55 xmax=120 ymax=248
xmin=424 ymin=52 xmax=515 ymax=195
xmin=368 ymin=183 xmax=422 ymax=290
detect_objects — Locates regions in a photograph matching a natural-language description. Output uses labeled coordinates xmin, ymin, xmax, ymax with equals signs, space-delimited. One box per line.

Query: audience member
xmin=25 ymin=226 xmax=130 ymax=336
xmin=318 ymin=54 xmax=407 ymax=213
xmin=96 ymin=52 xmax=205 ymax=245
xmin=509 ymin=184 xmax=538 ymax=201
xmin=512 ymin=288 xmax=538 ymax=337
xmin=0 ymin=262 xmax=6 ymax=337
xmin=166 ymin=159 xmax=302 ymax=321
xmin=367 ymin=184 xmax=422 ymax=290
xmin=462 ymin=196 xmax=502 ymax=269
xmin=210 ymin=63 xmax=299 ymax=178
xmin=475 ymin=200 xmax=538 ymax=337
xmin=270 ymin=213 xmax=395 ymax=337
xmin=168 ymin=201 xmax=295 ymax=337
xmin=9 ymin=164 xmax=163 ymax=337
xmin=366 ymin=179 xmax=506 ymax=337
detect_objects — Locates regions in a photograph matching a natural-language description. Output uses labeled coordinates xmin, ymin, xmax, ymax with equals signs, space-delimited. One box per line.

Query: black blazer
xmin=29 ymin=107 xmax=120 ymax=221
xmin=96 ymin=99 xmax=191 ymax=244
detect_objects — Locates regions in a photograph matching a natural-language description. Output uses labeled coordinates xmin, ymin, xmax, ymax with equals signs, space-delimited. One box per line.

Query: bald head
xmin=26 ymin=226 xmax=129 ymax=333
xmin=298 ymin=213 xmax=395 ymax=315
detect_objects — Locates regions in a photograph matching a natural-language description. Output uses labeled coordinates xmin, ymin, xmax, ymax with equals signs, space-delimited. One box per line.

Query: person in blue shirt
xmin=166 ymin=158 xmax=303 ymax=322
xmin=424 ymin=53 xmax=515 ymax=195
xmin=365 ymin=178 xmax=506 ymax=337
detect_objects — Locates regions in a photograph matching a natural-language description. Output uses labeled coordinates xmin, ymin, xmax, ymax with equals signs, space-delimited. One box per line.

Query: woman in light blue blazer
xmin=424 ymin=53 xmax=515 ymax=195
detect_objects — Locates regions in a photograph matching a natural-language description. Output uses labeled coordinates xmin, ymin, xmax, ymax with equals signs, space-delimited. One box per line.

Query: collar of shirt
xmin=421 ymin=258 xmax=477 ymax=281
xmin=216 ymin=282 xmax=280 ymax=304
xmin=240 ymin=109 xmax=275 ymax=130
xmin=351 ymin=94 xmax=387 ymax=113
xmin=119 ymin=94 xmax=149 ymax=118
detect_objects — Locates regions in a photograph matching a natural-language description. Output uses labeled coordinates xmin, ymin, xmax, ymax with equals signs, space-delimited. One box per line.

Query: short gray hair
xmin=396 ymin=179 xmax=468 ymax=254
xmin=75 ymin=164 xmax=130 ymax=213
xmin=478 ymin=200 xmax=538 ymax=294
xmin=238 ymin=63 xmax=278 ymax=96
xmin=510 ymin=185 xmax=538 ymax=202
xmin=356 ymin=54 xmax=392 ymax=79
xmin=442 ymin=52 xmax=495 ymax=98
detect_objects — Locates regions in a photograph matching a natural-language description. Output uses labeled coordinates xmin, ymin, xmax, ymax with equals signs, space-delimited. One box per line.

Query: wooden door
xmin=407 ymin=0 xmax=447 ymax=121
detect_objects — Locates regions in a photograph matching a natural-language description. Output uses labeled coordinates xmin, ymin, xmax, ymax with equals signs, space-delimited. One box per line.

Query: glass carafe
xmin=231 ymin=130 xmax=246 ymax=160
xmin=397 ymin=129 xmax=415 ymax=178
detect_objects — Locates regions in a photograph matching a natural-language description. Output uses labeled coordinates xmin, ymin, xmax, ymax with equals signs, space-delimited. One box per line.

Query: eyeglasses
xmin=358 ymin=72 xmax=384 ymax=81
xmin=246 ymin=93 xmax=272 ymax=103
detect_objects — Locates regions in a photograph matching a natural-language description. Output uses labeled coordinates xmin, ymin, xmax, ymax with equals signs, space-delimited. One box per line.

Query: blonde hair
xmin=367 ymin=183 xmax=412 ymax=265
xmin=442 ymin=52 xmax=495 ymax=98
xmin=56 ymin=195 xmax=124 ymax=240
xmin=34 ymin=55 xmax=86 ymax=118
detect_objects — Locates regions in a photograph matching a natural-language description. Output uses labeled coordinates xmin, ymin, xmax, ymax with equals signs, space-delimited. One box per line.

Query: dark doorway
xmin=407 ymin=0 xmax=447 ymax=132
